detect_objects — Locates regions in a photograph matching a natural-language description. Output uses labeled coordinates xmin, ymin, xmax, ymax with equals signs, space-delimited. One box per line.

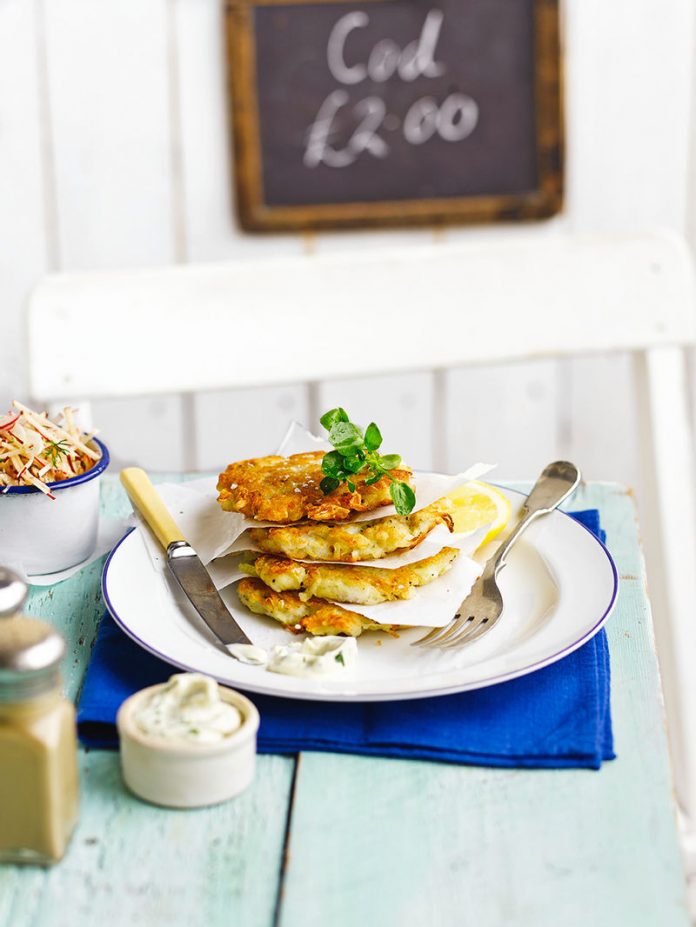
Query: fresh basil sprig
xmin=319 ymin=408 xmax=416 ymax=515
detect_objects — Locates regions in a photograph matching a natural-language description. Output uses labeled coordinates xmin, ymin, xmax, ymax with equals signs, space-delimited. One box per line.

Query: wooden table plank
xmin=0 ymin=476 xmax=295 ymax=927
xmin=277 ymin=484 xmax=689 ymax=927
xmin=1 ymin=478 xmax=687 ymax=926
xmin=0 ymin=753 xmax=294 ymax=927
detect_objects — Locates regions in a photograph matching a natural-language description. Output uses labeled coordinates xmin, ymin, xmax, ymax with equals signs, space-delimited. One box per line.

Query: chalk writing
xmin=305 ymin=9 xmax=478 ymax=168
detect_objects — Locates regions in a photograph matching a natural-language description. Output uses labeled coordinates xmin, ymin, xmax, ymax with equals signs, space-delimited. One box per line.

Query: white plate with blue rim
xmin=101 ymin=484 xmax=618 ymax=702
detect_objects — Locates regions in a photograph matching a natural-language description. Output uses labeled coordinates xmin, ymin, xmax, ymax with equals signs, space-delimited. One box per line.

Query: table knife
xmin=120 ymin=468 xmax=252 ymax=648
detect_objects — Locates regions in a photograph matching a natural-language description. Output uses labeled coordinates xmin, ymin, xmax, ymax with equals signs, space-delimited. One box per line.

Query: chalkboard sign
xmin=226 ymin=0 xmax=562 ymax=232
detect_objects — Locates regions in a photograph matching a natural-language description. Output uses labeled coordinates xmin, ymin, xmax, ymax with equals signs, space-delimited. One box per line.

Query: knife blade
xmin=120 ymin=467 xmax=252 ymax=649
xmin=167 ymin=541 xmax=251 ymax=646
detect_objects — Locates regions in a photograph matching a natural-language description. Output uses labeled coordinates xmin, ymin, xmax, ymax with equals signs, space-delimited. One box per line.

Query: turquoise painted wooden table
xmin=0 ymin=478 xmax=689 ymax=927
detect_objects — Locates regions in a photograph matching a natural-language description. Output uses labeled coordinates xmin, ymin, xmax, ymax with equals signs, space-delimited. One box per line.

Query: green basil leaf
xmin=379 ymin=453 xmax=402 ymax=470
xmin=390 ymin=481 xmax=416 ymax=515
xmin=320 ymin=476 xmax=340 ymax=495
xmin=329 ymin=421 xmax=364 ymax=453
xmin=321 ymin=450 xmax=344 ymax=477
xmin=364 ymin=422 xmax=383 ymax=451
xmin=320 ymin=407 xmax=349 ymax=430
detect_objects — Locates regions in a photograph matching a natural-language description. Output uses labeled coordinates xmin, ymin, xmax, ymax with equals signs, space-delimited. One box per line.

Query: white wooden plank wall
xmin=40 ymin=0 xmax=185 ymax=467
xmin=561 ymin=0 xmax=696 ymax=495
xmin=172 ymin=0 xmax=310 ymax=468
xmin=0 ymin=0 xmax=695 ymax=496
xmin=0 ymin=0 xmax=50 ymax=401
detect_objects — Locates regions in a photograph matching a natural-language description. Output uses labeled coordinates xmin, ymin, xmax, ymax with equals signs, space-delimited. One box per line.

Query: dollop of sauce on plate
xmin=227 ymin=643 xmax=269 ymax=666
xmin=134 ymin=673 xmax=242 ymax=744
xmin=267 ymin=636 xmax=357 ymax=678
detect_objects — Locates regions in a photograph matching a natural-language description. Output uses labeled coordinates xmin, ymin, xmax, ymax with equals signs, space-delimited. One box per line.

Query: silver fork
xmin=412 ymin=461 xmax=581 ymax=650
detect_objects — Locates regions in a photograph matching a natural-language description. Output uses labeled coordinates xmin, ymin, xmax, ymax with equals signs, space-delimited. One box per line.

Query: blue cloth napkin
xmin=77 ymin=510 xmax=614 ymax=769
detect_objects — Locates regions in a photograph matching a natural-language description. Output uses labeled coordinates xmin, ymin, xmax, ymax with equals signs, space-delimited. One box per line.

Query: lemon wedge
xmin=445 ymin=481 xmax=512 ymax=547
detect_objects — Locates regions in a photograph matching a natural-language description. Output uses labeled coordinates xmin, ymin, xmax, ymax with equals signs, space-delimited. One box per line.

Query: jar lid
xmin=0 ymin=568 xmax=64 ymax=698
xmin=0 ymin=566 xmax=28 ymax=617
xmin=0 ymin=614 xmax=65 ymax=674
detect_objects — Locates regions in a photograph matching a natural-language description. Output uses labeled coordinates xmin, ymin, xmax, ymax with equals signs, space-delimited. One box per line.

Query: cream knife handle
xmin=120 ymin=467 xmax=185 ymax=551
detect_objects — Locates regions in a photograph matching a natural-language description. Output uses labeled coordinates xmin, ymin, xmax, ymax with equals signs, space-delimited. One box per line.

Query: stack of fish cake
xmin=217 ymin=451 xmax=458 ymax=637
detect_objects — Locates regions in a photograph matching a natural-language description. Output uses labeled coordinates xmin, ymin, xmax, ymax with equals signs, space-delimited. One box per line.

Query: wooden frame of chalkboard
xmin=225 ymin=0 xmax=563 ymax=232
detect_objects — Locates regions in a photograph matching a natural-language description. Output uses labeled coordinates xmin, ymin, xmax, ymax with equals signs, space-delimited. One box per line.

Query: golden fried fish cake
xmin=237 ymin=578 xmax=400 ymax=637
xmin=248 ymin=498 xmax=454 ymax=562
xmin=217 ymin=451 xmax=412 ymax=524
xmin=242 ymin=547 xmax=459 ymax=606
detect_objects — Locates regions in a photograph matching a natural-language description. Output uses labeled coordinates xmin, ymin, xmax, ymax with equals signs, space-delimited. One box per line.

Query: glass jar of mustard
xmin=0 ymin=567 xmax=79 ymax=864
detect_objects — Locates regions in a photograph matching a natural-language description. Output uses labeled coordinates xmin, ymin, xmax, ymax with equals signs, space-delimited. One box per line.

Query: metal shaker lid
xmin=0 ymin=566 xmax=28 ymax=617
xmin=0 ymin=567 xmax=64 ymax=694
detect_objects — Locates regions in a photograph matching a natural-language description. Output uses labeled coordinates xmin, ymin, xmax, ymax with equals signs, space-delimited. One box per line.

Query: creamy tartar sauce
xmin=267 ymin=636 xmax=357 ymax=678
xmin=227 ymin=643 xmax=268 ymax=666
xmin=134 ymin=673 xmax=242 ymax=744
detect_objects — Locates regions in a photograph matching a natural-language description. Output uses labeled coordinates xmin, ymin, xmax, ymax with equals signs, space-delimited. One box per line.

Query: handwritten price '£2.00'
xmin=304 ymin=9 xmax=479 ymax=169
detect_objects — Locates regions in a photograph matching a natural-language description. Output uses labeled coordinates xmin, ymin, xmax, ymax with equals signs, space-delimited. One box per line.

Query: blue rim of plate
xmin=2 ymin=438 xmax=110 ymax=494
xmin=100 ymin=486 xmax=619 ymax=701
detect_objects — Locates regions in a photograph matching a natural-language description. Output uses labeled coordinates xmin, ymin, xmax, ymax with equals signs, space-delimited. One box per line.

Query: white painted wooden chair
xmin=26 ymin=230 xmax=696 ymax=855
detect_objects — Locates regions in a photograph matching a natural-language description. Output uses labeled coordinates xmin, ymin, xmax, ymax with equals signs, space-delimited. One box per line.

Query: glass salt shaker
xmin=0 ymin=567 xmax=79 ymax=864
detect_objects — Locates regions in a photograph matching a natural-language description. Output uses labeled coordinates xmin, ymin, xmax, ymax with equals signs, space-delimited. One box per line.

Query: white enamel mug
xmin=0 ymin=439 xmax=110 ymax=575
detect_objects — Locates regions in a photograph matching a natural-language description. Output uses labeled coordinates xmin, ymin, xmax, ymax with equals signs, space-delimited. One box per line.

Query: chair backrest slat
xmin=28 ymin=231 xmax=695 ymax=400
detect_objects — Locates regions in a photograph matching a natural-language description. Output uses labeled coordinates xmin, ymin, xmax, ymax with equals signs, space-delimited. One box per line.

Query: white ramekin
xmin=0 ymin=439 xmax=109 ymax=575
xmin=116 ymin=683 xmax=260 ymax=809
